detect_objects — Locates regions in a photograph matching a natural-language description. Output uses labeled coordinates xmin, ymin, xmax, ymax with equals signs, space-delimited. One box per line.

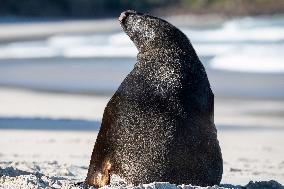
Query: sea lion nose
xmin=119 ymin=10 xmax=137 ymax=24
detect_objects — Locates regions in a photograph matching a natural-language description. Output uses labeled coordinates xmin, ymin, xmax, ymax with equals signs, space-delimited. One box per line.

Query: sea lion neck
xmin=137 ymin=47 xmax=185 ymax=66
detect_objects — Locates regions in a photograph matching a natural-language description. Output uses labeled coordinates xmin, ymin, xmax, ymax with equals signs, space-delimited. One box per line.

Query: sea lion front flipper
xmin=85 ymin=97 xmax=118 ymax=187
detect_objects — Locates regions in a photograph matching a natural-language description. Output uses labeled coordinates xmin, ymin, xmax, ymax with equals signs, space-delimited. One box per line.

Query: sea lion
xmin=86 ymin=10 xmax=223 ymax=187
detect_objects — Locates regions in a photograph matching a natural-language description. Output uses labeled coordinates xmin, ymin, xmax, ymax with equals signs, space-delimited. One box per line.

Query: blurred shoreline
xmin=0 ymin=13 xmax=230 ymax=43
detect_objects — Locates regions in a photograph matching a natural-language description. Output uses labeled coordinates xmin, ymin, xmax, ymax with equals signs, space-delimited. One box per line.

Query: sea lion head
xmin=119 ymin=10 xmax=190 ymax=53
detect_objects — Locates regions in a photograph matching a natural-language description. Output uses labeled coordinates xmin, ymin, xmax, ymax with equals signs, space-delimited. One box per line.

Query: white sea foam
xmin=0 ymin=42 xmax=59 ymax=59
xmin=108 ymin=32 xmax=132 ymax=46
xmin=184 ymin=24 xmax=284 ymax=43
xmin=0 ymin=33 xmax=136 ymax=59
xmin=211 ymin=55 xmax=284 ymax=73
xmin=184 ymin=16 xmax=284 ymax=43
xmin=64 ymin=45 xmax=137 ymax=58
xmin=211 ymin=45 xmax=284 ymax=73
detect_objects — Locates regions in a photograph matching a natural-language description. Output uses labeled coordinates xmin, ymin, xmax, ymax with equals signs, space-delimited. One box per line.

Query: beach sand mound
xmin=0 ymin=161 xmax=283 ymax=189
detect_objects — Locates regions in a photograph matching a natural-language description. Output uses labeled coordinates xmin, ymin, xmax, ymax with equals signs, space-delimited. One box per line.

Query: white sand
xmin=1 ymin=129 xmax=284 ymax=184
xmin=0 ymin=88 xmax=283 ymax=188
xmin=0 ymin=160 xmax=283 ymax=189
xmin=0 ymin=130 xmax=283 ymax=188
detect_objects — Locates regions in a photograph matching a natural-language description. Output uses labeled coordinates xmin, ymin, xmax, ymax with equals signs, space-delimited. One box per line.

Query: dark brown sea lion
xmin=86 ymin=10 xmax=223 ymax=187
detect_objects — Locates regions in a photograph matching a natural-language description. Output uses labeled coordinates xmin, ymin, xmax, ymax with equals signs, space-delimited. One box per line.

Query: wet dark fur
xmin=86 ymin=10 xmax=223 ymax=187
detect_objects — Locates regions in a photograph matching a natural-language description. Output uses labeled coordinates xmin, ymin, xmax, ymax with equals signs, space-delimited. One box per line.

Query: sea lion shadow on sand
xmin=85 ymin=10 xmax=223 ymax=188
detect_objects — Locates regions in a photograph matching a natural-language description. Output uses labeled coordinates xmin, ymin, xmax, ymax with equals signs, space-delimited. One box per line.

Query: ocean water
xmin=0 ymin=15 xmax=283 ymax=98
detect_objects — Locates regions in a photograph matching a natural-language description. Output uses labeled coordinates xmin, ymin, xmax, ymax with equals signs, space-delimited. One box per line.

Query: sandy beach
xmin=0 ymin=88 xmax=283 ymax=188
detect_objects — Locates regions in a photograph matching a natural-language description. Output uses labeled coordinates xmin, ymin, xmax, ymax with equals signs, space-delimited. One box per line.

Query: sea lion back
xmin=86 ymin=10 xmax=222 ymax=187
